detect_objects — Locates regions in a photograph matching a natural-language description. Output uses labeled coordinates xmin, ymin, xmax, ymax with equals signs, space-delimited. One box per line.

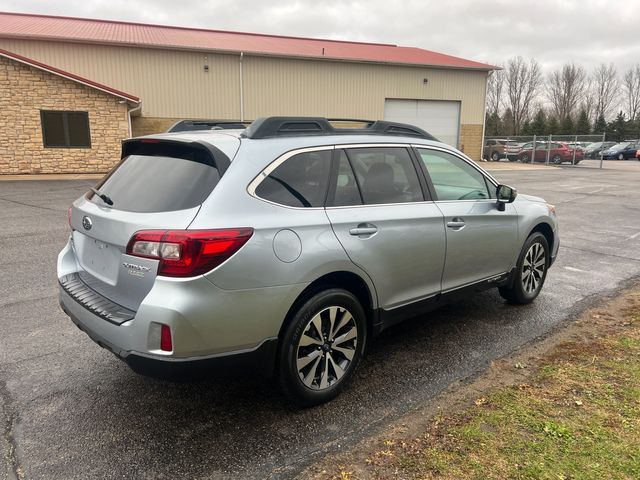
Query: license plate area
xmin=73 ymin=232 xmax=122 ymax=285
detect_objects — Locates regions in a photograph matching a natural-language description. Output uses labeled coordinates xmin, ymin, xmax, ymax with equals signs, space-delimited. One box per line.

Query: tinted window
xmin=91 ymin=149 xmax=220 ymax=213
xmin=330 ymin=151 xmax=363 ymax=206
xmin=418 ymin=149 xmax=491 ymax=201
xmin=41 ymin=111 xmax=90 ymax=148
xmin=255 ymin=150 xmax=332 ymax=207
xmin=346 ymin=147 xmax=423 ymax=205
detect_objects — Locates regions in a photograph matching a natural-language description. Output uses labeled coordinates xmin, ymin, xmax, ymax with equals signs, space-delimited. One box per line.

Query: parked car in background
xmin=601 ymin=141 xmax=640 ymax=160
xmin=636 ymin=149 xmax=640 ymax=160
xmin=518 ymin=141 xmax=583 ymax=164
xmin=584 ymin=141 xmax=617 ymax=159
xmin=57 ymin=116 xmax=559 ymax=406
xmin=483 ymin=139 xmax=520 ymax=161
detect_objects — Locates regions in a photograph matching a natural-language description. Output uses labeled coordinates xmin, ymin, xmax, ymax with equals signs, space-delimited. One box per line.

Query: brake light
xmin=126 ymin=228 xmax=253 ymax=277
xmin=68 ymin=207 xmax=73 ymax=229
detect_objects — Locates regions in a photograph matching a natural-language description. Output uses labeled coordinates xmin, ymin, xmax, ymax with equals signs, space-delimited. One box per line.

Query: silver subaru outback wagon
xmin=58 ymin=117 xmax=559 ymax=406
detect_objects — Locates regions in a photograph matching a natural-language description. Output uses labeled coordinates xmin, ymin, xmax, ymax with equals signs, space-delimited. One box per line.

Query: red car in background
xmin=518 ymin=141 xmax=584 ymax=164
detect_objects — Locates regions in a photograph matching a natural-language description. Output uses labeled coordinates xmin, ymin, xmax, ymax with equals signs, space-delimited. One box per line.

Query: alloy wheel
xmin=296 ymin=306 xmax=358 ymax=390
xmin=522 ymin=242 xmax=546 ymax=294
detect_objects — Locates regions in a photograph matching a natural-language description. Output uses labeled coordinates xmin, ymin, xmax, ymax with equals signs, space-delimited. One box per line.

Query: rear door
xmin=68 ymin=139 xmax=232 ymax=310
xmin=325 ymin=146 xmax=446 ymax=309
xmin=415 ymin=147 xmax=518 ymax=292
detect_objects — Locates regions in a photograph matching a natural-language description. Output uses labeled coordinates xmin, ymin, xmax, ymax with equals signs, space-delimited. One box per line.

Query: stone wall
xmin=460 ymin=124 xmax=484 ymax=161
xmin=0 ymin=56 xmax=130 ymax=174
xmin=131 ymin=116 xmax=179 ymax=137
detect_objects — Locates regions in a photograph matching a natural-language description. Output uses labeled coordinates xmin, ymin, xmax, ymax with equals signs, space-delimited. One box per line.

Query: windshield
xmin=610 ymin=142 xmax=630 ymax=150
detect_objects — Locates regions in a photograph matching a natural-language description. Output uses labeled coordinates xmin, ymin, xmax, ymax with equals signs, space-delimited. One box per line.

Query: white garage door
xmin=384 ymin=99 xmax=460 ymax=148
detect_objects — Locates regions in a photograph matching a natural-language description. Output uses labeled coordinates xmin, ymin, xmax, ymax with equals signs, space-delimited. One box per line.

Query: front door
xmin=415 ymin=147 xmax=518 ymax=292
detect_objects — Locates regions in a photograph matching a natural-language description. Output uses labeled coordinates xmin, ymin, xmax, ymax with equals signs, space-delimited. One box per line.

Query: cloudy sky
xmin=3 ymin=0 xmax=639 ymax=73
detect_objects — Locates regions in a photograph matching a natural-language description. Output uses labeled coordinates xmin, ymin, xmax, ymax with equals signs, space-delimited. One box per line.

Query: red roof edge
xmin=0 ymin=11 xmax=398 ymax=48
xmin=0 ymin=47 xmax=140 ymax=103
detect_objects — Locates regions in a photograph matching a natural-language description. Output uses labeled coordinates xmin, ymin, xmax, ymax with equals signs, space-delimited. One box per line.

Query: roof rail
xmin=241 ymin=117 xmax=438 ymax=141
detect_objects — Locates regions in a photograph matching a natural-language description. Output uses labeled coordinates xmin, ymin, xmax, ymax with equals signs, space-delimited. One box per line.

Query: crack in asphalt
xmin=0 ymin=197 xmax=62 ymax=212
xmin=0 ymin=373 xmax=20 ymax=480
xmin=560 ymin=244 xmax=640 ymax=263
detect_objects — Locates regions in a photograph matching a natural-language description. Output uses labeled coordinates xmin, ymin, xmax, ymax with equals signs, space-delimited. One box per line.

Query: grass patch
xmin=332 ymin=297 xmax=640 ymax=479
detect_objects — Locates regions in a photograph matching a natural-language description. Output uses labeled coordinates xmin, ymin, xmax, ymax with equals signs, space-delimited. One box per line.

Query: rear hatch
xmin=68 ymin=138 xmax=232 ymax=311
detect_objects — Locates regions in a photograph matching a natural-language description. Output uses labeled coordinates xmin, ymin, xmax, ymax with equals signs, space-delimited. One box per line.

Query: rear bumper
xmin=57 ymin=238 xmax=305 ymax=378
xmin=59 ymin=287 xmax=279 ymax=378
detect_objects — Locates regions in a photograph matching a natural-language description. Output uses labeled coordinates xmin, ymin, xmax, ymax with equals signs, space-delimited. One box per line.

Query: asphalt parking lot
xmin=1 ymin=160 xmax=640 ymax=480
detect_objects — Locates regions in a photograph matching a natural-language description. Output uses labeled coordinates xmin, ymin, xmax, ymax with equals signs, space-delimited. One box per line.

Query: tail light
xmin=68 ymin=207 xmax=73 ymax=229
xmin=126 ymin=228 xmax=253 ymax=277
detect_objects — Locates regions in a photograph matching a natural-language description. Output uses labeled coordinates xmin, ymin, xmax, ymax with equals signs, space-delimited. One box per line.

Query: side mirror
xmin=496 ymin=184 xmax=517 ymax=211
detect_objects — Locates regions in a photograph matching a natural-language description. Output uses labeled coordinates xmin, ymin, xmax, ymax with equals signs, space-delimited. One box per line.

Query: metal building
xmin=0 ymin=12 xmax=496 ymax=174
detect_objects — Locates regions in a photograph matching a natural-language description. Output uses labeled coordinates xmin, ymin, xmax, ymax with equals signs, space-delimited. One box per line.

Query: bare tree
xmin=590 ymin=63 xmax=619 ymax=122
xmin=546 ymin=63 xmax=587 ymax=123
xmin=486 ymin=66 xmax=504 ymax=116
xmin=622 ymin=64 xmax=640 ymax=121
xmin=505 ymin=57 xmax=542 ymax=134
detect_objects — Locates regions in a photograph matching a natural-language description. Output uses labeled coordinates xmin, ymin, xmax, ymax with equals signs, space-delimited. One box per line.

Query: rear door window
xmin=345 ymin=147 xmax=424 ymax=205
xmin=254 ymin=150 xmax=332 ymax=207
xmin=91 ymin=144 xmax=221 ymax=213
xmin=328 ymin=150 xmax=363 ymax=207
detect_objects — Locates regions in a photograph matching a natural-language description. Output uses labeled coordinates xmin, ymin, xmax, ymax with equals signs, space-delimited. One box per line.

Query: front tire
xmin=491 ymin=151 xmax=500 ymax=161
xmin=277 ymin=289 xmax=367 ymax=407
xmin=499 ymin=232 xmax=549 ymax=305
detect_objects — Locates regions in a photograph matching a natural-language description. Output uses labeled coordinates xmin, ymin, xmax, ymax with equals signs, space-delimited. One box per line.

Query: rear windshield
xmin=90 ymin=147 xmax=220 ymax=213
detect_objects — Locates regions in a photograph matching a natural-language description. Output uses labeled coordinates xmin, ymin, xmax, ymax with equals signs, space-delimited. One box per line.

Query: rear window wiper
xmin=89 ymin=187 xmax=114 ymax=206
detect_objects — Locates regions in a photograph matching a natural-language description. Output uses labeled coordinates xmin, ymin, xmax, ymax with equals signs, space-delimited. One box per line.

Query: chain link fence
xmin=482 ymin=134 xmax=611 ymax=168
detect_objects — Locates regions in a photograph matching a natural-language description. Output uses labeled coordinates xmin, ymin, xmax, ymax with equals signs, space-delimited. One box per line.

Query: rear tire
xmin=491 ymin=151 xmax=500 ymax=161
xmin=277 ymin=289 xmax=367 ymax=407
xmin=552 ymin=155 xmax=562 ymax=165
xmin=499 ymin=232 xmax=549 ymax=305
xmin=520 ymin=154 xmax=530 ymax=163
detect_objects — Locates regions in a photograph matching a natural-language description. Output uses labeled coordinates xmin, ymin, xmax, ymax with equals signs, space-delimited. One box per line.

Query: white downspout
xmin=127 ymin=103 xmax=142 ymax=138
xmin=239 ymin=52 xmax=244 ymax=122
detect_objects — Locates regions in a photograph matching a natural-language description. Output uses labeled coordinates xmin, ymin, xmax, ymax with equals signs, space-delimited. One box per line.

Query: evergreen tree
xmin=607 ymin=112 xmax=628 ymax=142
xmin=593 ymin=113 xmax=607 ymax=134
xmin=560 ymin=115 xmax=575 ymax=135
xmin=547 ymin=116 xmax=560 ymax=135
xmin=575 ymin=109 xmax=591 ymax=135
xmin=485 ymin=111 xmax=502 ymax=136
xmin=530 ymin=108 xmax=547 ymax=136
xmin=520 ymin=120 xmax=532 ymax=136
xmin=501 ymin=108 xmax=515 ymax=136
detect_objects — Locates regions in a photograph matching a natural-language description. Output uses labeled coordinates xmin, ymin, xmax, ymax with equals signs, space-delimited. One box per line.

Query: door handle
xmin=349 ymin=224 xmax=378 ymax=236
xmin=446 ymin=218 xmax=466 ymax=230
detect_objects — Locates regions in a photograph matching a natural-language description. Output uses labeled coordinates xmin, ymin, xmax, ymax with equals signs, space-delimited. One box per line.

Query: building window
xmin=40 ymin=111 xmax=91 ymax=148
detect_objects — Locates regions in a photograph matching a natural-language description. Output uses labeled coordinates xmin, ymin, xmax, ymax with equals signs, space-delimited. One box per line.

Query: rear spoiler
xmin=121 ymin=138 xmax=231 ymax=175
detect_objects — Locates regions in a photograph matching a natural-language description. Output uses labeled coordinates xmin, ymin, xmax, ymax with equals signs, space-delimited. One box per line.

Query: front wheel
xmin=491 ymin=151 xmax=500 ymax=161
xmin=619 ymin=153 xmax=624 ymax=160
xmin=277 ymin=289 xmax=367 ymax=407
xmin=499 ymin=232 xmax=549 ymax=305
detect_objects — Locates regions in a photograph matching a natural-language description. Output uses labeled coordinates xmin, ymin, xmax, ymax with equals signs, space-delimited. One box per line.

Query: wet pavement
xmin=1 ymin=159 xmax=639 ymax=479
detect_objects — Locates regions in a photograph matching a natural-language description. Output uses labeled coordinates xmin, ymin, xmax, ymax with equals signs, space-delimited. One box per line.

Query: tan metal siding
xmin=0 ymin=39 xmax=487 ymax=124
